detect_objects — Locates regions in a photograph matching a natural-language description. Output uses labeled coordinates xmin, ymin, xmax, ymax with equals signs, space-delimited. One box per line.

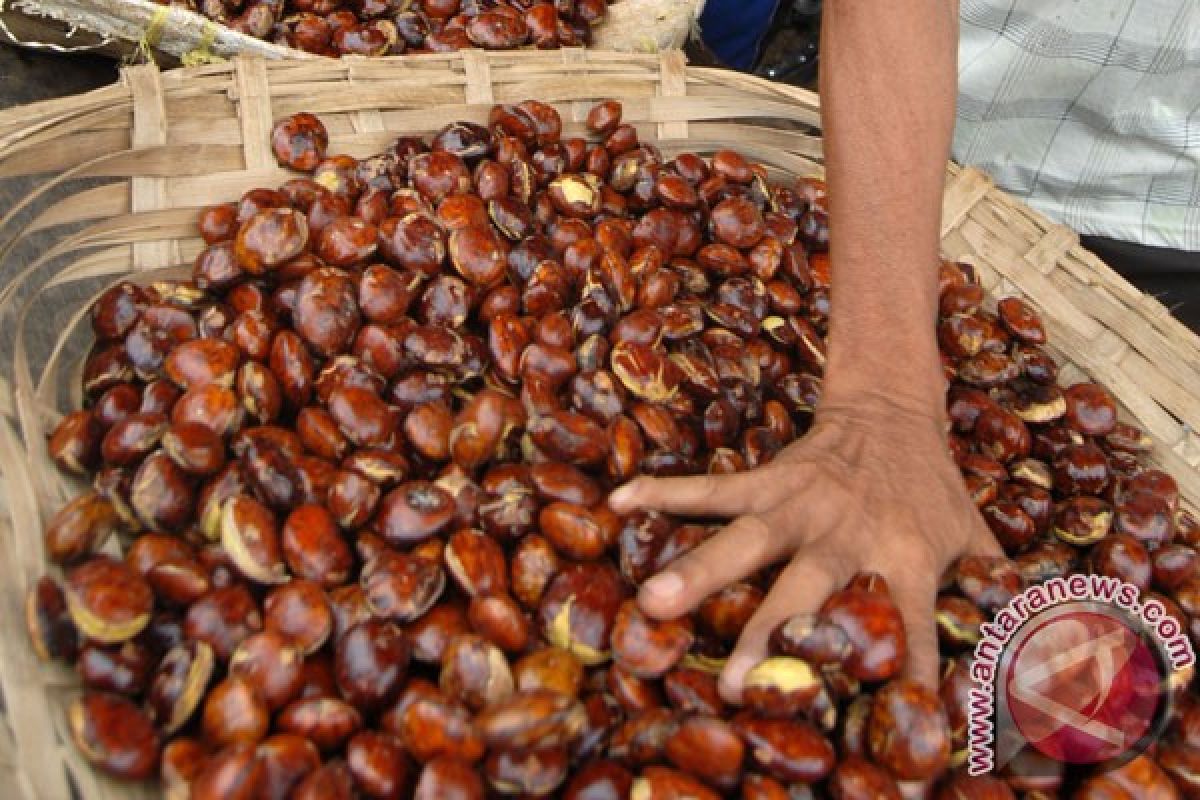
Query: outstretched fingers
xmin=719 ymin=551 xmax=843 ymax=705
xmin=637 ymin=514 xmax=785 ymax=621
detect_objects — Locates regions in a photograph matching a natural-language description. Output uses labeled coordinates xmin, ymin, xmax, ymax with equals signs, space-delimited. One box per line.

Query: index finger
xmin=609 ymin=469 xmax=785 ymax=518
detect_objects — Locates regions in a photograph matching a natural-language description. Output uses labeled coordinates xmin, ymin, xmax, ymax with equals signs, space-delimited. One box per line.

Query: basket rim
xmin=1 ymin=49 xmax=1199 ymax=800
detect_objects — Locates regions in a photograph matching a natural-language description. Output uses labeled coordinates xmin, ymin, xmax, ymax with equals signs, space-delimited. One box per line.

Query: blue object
xmin=698 ymin=0 xmax=779 ymax=71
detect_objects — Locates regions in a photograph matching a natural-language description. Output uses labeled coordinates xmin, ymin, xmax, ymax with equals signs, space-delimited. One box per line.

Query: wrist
xmin=822 ymin=336 xmax=947 ymax=418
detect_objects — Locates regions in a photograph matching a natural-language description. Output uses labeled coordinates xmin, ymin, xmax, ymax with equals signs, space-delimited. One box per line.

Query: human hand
xmin=608 ymin=391 xmax=1003 ymax=701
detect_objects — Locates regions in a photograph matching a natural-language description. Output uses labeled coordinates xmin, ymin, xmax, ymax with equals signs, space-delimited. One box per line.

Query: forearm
xmin=818 ymin=0 xmax=959 ymax=414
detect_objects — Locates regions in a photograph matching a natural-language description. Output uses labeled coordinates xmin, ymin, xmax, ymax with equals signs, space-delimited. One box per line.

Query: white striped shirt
xmin=953 ymin=0 xmax=1200 ymax=251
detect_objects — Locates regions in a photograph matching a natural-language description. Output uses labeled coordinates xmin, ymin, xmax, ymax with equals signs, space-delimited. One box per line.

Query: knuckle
xmin=738 ymin=514 xmax=772 ymax=547
xmin=737 ymin=516 xmax=781 ymax=566
xmin=805 ymin=548 xmax=852 ymax=587
xmin=745 ymin=489 xmax=777 ymax=516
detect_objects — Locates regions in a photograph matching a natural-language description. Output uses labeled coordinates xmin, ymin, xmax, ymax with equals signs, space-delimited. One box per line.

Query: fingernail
xmin=609 ymin=484 xmax=635 ymax=508
xmin=642 ymin=572 xmax=682 ymax=599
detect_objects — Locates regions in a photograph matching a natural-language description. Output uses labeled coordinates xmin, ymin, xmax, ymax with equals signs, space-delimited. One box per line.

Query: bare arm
xmin=820 ymin=0 xmax=958 ymax=413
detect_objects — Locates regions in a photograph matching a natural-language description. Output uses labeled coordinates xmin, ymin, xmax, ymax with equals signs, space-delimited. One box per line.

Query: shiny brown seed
xmin=290 ymin=759 xmax=354 ymax=800
xmin=608 ymin=660 xmax=664 ymax=713
xmin=954 ymin=555 xmax=1023 ymax=611
xmin=818 ymin=585 xmax=906 ymax=683
xmin=173 ymin=383 xmax=243 ymax=436
xmin=829 ymin=755 xmax=903 ymax=800
xmin=710 ymin=196 xmax=765 ymax=249
xmin=769 ymin=612 xmax=851 ymax=666
xmin=586 ymin=100 xmax=622 ymax=135
xmin=514 ymin=647 xmax=585 ymax=697
xmin=66 ymin=556 xmax=153 ymax=644
xmin=263 ymin=580 xmax=333 ymax=655
xmin=444 ymin=527 xmax=508 ymax=597
xmin=740 ymin=657 xmax=825 ymax=719
xmin=335 ymin=618 xmax=411 ymax=710
xmin=189 ymin=743 xmax=265 ymax=800
xmin=202 ymin=675 xmax=270 ymax=748
xmin=1053 ymin=495 xmax=1114 ymax=547
xmin=161 ymin=737 xmax=209 ymax=798
xmin=539 ymin=501 xmax=621 ymax=561
xmin=996 ymin=296 xmax=1046 ymax=344
xmin=129 ymin=450 xmax=194 ymax=532
xmin=476 ymin=688 xmax=587 ymax=750
xmin=162 ymin=421 xmax=226 ymax=476
xmin=49 ymin=409 xmax=104 ymax=474
xmin=282 ymin=503 xmax=353 ymax=588
xmin=77 ymin=640 xmax=154 ymax=695
xmin=328 ymin=468 xmax=382 ymax=529
xmin=378 ymin=213 xmax=447 ymax=275
xmin=662 ymin=714 xmax=744 ymax=791
xmin=236 ymin=208 xmax=309 ymax=274
xmin=396 ymin=693 xmax=486 ymax=764
xmin=732 ymin=715 xmax=835 ymax=784
xmin=377 ymin=481 xmax=457 ymax=545
xmin=611 ymin=599 xmax=693 ymax=679
xmin=484 ymin=745 xmax=568 ymax=796
xmin=221 ymin=495 xmax=288 ymax=585
xmin=361 ymin=549 xmax=446 ymax=622
xmin=1063 ymin=382 xmax=1118 ymax=436
xmin=276 ymin=696 xmax=364 ymax=752
xmin=440 ymin=633 xmax=515 ymax=710
xmin=229 ymin=630 xmax=305 ymax=711
xmin=664 ymin=668 xmax=724 ymax=716
xmin=935 ymin=594 xmax=986 ymax=649
xmin=25 ymin=576 xmax=80 ymax=662
xmin=468 ymin=593 xmax=531 ymax=653
xmin=256 ymin=733 xmax=321 ymax=800
xmin=867 ymin=679 xmax=952 ymax=780
xmin=69 ymin=692 xmax=161 ymax=780
xmin=610 ymin=342 xmax=682 ymax=404
xmin=564 ymin=760 xmax=634 ymax=800
xmin=272 ymin=112 xmax=329 ymax=172
xmin=44 ymin=491 xmax=120 ymax=565
xmin=688 ymin=582 xmax=754 ymax=643
xmin=344 ymin=731 xmax=409 ymax=798
xmin=101 ymin=410 xmax=168 ymax=466
xmin=529 ymin=411 xmax=609 ymax=466
xmin=539 ymin=562 xmax=624 ymax=666
xmin=146 ymin=640 xmax=215 ymax=734
xmin=184 ymin=584 xmax=264 ymax=663
xmin=292 ymin=266 xmax=361 ymax=356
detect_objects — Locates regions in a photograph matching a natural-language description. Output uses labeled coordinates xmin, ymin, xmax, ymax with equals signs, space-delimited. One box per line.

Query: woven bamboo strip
xmin=0 ymin=50 xmax=1197 ymax=799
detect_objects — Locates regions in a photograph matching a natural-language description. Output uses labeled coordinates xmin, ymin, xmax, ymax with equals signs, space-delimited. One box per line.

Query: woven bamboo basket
xmin=0 ymin=0 xmax=702 ymax=64
xmin=0 ymin=49 xmax=1199 ymax=799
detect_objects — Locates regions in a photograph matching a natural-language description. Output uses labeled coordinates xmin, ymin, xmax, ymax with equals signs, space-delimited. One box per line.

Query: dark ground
xmin=0 ymin=44 xmax=116 ymax=216
xmin=0 ymin=44 xmax=116 ymax=109
xmin=1 ymin=41 xmax=1196 ymax=332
